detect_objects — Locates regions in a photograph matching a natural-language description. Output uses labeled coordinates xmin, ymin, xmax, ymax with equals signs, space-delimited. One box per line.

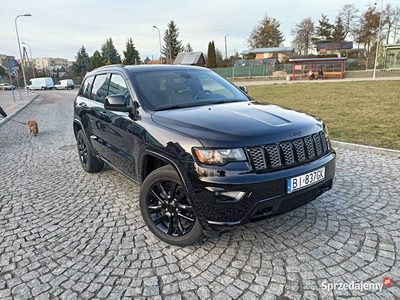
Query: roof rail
xmin=96 ymin=64 xmax=126 ymax=70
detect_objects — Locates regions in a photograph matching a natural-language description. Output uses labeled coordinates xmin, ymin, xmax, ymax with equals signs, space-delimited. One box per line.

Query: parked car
xmin=73 ymin=64 xmax=336 ymax=246
xmin=0 ymin=83 xmax=16 ymax=90
xmin=28 ymin=77 xmax=54 ymax=90
xmin=55 ymin=79 xmax=74 ymax=90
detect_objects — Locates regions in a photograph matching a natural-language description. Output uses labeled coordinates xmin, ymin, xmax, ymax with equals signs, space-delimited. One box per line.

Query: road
xmin=1 ymin=91 xmax=400 ymax=299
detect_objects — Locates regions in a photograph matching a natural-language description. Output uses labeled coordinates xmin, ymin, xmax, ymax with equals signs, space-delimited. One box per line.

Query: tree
xmin=338 ymin=4 xmax=360 ymax=40
xmin=315 ymin=14 xmax=334 ymax=44
xmin=0 ymin=66 xmax=5 ymax=78
xmin=247 ymin=13 xmax=284 ymax=48
xmin=291 ymin=17 xmax=315 ymax=55
xmin=101 ymin=38 xmax=120 ymax=65
xmin=332 ymin=16 xmax=346 ymax=43
xmin=215 ymin=48 xmax=224 ymax=67
xmin=123 ymin=38 xmax=140 ymax=65
xmin=206 ymin=41 xmax=217 ymax=68
xmin=144 ymin=56 xmax=151 ymax=64
xmin=72 ymin=45 xmax=90 ymax=76
xmin=162 ymin=20 xmax=184 ymax=63
xmin=90 ymin=51 xmax=103 ymax=70
xmin=354 ymin=5 xmax=380 ymax=52
xmin=382 ymin=3 xmax=400 ymax=44
xmin=184 ymin=43 xmax=193 ymax=52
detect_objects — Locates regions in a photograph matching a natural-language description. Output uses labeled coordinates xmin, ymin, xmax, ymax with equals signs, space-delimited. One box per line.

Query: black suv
xmin=73 ymin=64 xmax=336 ymax=246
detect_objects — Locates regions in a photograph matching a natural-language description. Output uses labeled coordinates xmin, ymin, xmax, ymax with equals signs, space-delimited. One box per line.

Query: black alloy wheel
xmin=76 ymin=130 xmax=104 ymax=173
xmin=139 ymin=166 xmax=203 ymax=246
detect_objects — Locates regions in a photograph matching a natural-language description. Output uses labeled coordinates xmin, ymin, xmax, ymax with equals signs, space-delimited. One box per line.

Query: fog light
xmin=205 ymin=187 xmax=247 ymax=202
xmin=216 ymin=191 xmax=246 ymax=202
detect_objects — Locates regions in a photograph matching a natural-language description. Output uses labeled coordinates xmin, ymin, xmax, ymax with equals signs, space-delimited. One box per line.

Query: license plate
xmin=287 ymin=167 xmax=325 ymax=194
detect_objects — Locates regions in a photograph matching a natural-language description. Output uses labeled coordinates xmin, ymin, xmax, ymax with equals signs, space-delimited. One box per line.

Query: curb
xmin=0 ymin=94 xmax=39 ymax=127
xmin=331 ymin=140 xmax=400 ymax=157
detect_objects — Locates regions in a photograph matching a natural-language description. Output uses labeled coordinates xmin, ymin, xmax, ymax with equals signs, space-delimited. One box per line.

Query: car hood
xmin=151 ymin=101 xmax=324 ymax=148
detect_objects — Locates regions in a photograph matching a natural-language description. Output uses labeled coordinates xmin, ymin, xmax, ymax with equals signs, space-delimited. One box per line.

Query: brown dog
xmin=27 ymin=119 xmax=39 ymax=136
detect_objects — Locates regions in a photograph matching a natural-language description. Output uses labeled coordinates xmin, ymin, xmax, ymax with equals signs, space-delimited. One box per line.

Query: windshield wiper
xmin=153 ymin=100 xmax=248 ymax=111
xmin=153 ymin=104 xmax=189 ymax=111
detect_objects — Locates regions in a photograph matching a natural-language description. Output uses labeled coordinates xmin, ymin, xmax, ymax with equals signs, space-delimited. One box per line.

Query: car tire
xmin=76 ymin=130 xmax=104 ymax=173
xmin=139 ymin=165 xmax=204 ymax=246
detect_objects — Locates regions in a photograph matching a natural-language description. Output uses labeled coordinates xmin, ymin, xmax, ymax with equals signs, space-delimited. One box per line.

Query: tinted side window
xmin=108 ymin=74 xmax=129 ymax=98
xmin=80 ymin=76 xmax=94 ymax=98
xmin=90 ymin=74 xmax=108 ymax=103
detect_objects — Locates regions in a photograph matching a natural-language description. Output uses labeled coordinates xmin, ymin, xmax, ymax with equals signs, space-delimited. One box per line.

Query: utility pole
xmin=373 ymin=0 xmax=384 ymax=80
xmin=224 ymin=34 xmax=229 ymax=60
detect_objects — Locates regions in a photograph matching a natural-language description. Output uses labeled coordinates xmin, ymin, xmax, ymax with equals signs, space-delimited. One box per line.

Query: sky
xmin=0 ymin=0 xmax=385 ymax=62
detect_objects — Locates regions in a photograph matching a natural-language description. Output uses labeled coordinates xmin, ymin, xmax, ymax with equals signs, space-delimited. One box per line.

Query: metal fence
xmin=212 ymin=59 xmax=400 ymax=81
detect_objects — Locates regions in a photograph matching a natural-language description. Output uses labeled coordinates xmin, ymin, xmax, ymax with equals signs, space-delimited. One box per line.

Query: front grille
xmin=248 ymin=148 xmax=266 ymax=170
xmin=248 ymin=131 xmax=330 ymax=171
xmin=265 ymin=145 xmax=281 ymax=168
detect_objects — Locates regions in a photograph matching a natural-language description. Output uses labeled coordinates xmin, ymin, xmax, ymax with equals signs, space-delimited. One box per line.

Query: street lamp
xmin=224 ymin=34 xmax=229 ymax=60
xmin=153 ymin=25 xmax=163 ymax=64
xmin=15 ymin=14 xmax=31 ymax=94
xmin=373 ymin=0 xmax=383 ymax=79
xmin=22 ymin=41 xmax=35 ymax=78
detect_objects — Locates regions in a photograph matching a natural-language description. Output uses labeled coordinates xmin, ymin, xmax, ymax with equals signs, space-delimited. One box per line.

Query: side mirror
xmin=238 ymin=86 xmax=248 ymax=94
xmin=104 ymin=94 xmax=133 ymax=112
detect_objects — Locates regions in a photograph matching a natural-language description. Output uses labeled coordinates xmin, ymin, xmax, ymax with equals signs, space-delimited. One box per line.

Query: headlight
xmin=194 ymin=148 xmax=246 ymax=165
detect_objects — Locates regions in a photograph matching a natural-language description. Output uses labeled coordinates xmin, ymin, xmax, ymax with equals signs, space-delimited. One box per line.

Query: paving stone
xmin=0 ymin=93 xmax=399 ymax=300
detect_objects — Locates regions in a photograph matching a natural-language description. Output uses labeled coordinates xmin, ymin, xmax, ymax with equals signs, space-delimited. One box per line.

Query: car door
xmin=82 ymin=73 xmax=110 ymax=156
xmin=96 ymin=72 xmax=136 ymax=176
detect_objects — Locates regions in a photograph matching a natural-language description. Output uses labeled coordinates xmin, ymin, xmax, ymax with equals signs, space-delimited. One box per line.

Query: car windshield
xmin=131 ymin=69 xmax=249 ymax=111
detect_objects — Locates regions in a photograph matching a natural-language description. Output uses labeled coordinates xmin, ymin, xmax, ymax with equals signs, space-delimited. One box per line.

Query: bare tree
xmin=291 ymin=17 xmax=315 ymax=55
xmin=353 ymin=5 xmax=380 ymax=52
xmin=338 ymin=4 xmax=360 ymax=40
xmin=382 ymin=3 xmax=400 ymax=44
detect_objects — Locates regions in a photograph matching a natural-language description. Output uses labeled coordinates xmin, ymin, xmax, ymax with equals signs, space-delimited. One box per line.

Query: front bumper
xmin=187 ymin=153 xmax=336 ymax=230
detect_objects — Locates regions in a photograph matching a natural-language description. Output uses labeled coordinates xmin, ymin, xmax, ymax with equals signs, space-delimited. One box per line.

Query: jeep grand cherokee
xmin=73 ymin=64 xmax=336 ymax=246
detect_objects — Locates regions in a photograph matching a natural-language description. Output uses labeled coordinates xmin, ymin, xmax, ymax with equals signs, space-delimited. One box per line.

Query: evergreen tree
xmin=101 ymin=38 xmax=120 ymax=65
xmin=72 ymin=45 xmax=90 ymax=76
xmin=162 ymin=20 xmax=184 ymax=63
xmin=332 ymin=16 xmax=346 ymax=43
xmin=184 ymin=43 xmax=193 ymax=52
xmin=90 ymin=50 xmax=103 ymax=70
xmin=144 ymin=56 xmax=151 ymax=64
xmin=247 ymin=13 xmax=284 ymax=48
xmin=206 ymin=41 xmax=217 ymax=68
xmin=123 ymin=38 xmax=140 ymax=65
xmin=315 ymin=14 xmax=334 ymax=44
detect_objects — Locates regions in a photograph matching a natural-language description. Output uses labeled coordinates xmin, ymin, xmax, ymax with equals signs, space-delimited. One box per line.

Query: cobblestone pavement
xmin=1 ymin=91 xmax=400 ymax=300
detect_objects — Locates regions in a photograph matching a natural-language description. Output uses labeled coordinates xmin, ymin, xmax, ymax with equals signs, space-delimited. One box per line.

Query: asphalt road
xmin=1 ymin=91 xmax=400 ymax=299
